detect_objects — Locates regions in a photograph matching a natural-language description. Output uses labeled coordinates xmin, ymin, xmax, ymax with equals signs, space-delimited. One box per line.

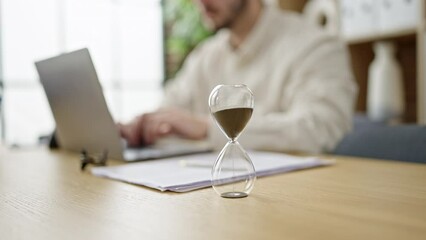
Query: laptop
xmin=35 ymin=48 xmax=211 ymax=161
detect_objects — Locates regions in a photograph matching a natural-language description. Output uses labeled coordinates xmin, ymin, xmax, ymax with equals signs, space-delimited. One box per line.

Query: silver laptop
xmin=35 ymin=48 xmax=211 ymax=161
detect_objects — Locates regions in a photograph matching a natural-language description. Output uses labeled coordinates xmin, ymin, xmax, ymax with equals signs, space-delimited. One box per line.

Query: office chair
xmin=333 ymin=116 xmax=426 ymax=164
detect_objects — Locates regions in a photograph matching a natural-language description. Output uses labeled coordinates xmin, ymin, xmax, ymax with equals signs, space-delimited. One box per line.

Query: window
xmin=0 ymin=0 xmax=164 ymax=145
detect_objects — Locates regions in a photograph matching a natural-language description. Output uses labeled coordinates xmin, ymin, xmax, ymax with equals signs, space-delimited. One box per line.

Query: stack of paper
xmin=91 ymin=151 xmax=333 ymax=192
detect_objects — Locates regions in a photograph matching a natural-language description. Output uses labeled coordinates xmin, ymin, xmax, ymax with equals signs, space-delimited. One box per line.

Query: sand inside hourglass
xmin=213 ymin=107 xmax=253 ymax=140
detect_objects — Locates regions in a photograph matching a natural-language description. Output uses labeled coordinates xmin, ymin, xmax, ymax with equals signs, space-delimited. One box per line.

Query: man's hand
xmin=118 ymin=108 xmax=209 ymax=146
xmin=117 ymin=115 xmax=145 ymax=147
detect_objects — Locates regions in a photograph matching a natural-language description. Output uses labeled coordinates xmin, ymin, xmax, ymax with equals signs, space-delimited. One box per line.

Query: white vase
xmin=367 ymin=41 xmax=405 ymax=122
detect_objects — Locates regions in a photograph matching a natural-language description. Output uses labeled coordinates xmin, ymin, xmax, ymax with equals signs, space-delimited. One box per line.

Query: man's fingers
xmin=118 ymin=116 xmax=145 ymax=147
xmin=138 ymin=109 xmax=208 ymax=144
xmin=158 ymin=122 xmax=172 ymax=135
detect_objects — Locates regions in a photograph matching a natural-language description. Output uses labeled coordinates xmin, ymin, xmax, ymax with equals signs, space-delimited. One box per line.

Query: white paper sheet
xmin=91 ymin=151 xmax=333 ymax=192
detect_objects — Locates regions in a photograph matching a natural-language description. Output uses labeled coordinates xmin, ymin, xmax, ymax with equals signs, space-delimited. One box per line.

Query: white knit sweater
xmin=162 ymin=5 xmax=357 ymax=153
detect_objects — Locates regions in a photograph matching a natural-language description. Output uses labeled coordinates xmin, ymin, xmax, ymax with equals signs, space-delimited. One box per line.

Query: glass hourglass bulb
xmin=209 ymin=84 xmax=256 ymax=198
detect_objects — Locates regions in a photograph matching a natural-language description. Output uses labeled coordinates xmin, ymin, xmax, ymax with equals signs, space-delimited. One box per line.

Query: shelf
xmin=344 ymin=28 xmax=418 ymax=45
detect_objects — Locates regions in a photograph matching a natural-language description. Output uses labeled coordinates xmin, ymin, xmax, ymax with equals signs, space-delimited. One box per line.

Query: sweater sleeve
xmin=208 ymin=39 xmax=358 ymax=153
xmin=161 ymin=43 xmax=206 ymax=112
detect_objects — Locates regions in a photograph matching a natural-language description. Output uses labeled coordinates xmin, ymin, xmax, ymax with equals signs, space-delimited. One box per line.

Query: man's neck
xmin=229 ymin=1 xmax=263 ymax=49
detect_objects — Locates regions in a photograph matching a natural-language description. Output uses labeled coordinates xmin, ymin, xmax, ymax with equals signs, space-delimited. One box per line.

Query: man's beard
xmin=214 ymin=0 xmax=248 ymax=31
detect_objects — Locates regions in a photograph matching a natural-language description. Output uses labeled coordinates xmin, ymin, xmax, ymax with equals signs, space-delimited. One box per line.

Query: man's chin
xmin=201 ymin=17 xmax=217 ymax=31
xmin=202 ymin=18 xmax=228 ymax=32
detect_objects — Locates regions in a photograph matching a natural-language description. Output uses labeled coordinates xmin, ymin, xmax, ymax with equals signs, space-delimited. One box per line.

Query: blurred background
xmin=0 ymin=0 xmax=424 ymax=147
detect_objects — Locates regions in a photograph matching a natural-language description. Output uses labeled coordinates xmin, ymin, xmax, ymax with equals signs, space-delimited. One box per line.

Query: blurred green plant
xmin=163 ymin=0 xmax=212 ymax=80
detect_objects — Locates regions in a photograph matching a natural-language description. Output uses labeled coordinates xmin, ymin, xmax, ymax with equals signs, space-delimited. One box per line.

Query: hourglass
xmin=209 ymin=84 xmax=256 ymax=198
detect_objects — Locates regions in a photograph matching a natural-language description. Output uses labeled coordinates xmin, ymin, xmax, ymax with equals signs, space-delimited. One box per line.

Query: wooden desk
xmin=1 ymin=147 xmax=425 ymax=240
